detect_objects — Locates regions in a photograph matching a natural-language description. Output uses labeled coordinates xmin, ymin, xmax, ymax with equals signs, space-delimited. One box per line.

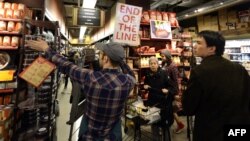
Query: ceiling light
xmin=220 ymin=2 xmax=224 ymax=5
xmin=82 ymin=0 xmax=97 ymax=8
xmin=185 ymin=14 xmax=189 ymax=17
xmin=197 ymin=8 xmax=203 ymax=12
xmin=79 ymin=26 xmax=87 ymax=40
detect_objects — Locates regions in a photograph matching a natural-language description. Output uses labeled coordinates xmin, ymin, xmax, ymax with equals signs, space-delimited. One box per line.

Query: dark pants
xmin=64 ymin=74 xmax=69 ymax=88
xmin=78 ymin=117 xmax=122 ymax=141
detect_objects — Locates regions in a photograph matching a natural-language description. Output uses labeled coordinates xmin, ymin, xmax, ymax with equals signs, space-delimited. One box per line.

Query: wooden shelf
xmin=221 ymin=27 xmax=250 ymax=38
xmin=25 ymin=19 xmax=58 ymax=30
xmin=140 ymin=22 xmax=150 ymax=25
xmin=227 ymin=53 xmax=241 ymax=55
xmin=0 ymin=18 xmax=22 ymax=22
xmin=140 ymin=38 xmax=150 ymax=40
xmin=0 ymin=89 xmax=14 ymax=94
xmin=140 ymin=38 xmax=171 ymax=42
xmin=138 ymin=53 xmax=155 ymax=56
xmin=0 ymin=31 xmax=22 ymax=35
xmin=0 ymin=46 xmax=18 ymax=50
xmin=127 ymin=56 xmax=139 ymax=60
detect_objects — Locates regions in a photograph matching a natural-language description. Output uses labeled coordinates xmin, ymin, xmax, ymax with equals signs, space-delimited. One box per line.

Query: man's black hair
xmin=197 ymin=30 xmax=225 ymax=56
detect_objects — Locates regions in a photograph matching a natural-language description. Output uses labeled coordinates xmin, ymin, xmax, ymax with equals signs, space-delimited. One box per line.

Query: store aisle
xmin=56 ymin=80 xmax=190 ymax=141
xmin=56 ymin=79 xmax=81 ymax=141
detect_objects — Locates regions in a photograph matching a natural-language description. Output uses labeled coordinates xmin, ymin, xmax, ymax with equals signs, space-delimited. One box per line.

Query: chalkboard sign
xmin=73 ymin=7 xmax=104 ymax=27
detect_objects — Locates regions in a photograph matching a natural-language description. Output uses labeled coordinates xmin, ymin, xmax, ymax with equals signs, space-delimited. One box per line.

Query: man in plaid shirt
xmin=26 ymin=40 xmax=136 ymax=141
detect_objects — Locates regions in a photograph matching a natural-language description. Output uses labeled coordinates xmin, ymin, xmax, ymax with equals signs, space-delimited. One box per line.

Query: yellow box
xmin=0 ymin=70 xmax=15 ymax=82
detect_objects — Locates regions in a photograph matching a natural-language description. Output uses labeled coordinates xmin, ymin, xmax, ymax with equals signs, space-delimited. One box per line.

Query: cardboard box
xmin=204 ymin=15 xmax=211 ymax=26
xmin=236 ymin=22 xmax=249 ymax=29
xmin=218 ymin=9 xmax=227 ymax=17
xmin=211 ymin=25 xmax=219 ymax=31
xmin=219 ymin=25 xmax=228 ymax=31
xmin=211 ymin=16 xmax=218 ymax=25
xmin=227 ymin=10 xmax=237 ymax=19
xmin=197 ymin=16 xmax=204 ymax=25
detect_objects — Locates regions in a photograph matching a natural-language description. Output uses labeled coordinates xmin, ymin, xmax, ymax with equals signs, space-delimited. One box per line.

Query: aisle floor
xmin=56 ymin=80 xmax=191 ymax=141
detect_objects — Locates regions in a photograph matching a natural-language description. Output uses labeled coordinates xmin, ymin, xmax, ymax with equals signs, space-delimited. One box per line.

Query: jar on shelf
xmin=0 ymin=21 xmax=7 ymax=31
xmin=7 ymin=21 xmax=14 ymax=32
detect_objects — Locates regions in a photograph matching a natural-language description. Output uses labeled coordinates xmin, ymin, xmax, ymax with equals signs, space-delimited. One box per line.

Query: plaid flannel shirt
xmin=46 ymin=49 xmax=135 ymax=140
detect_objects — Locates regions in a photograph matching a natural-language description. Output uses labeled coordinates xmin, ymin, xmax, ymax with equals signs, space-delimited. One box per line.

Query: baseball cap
xmin=160 ymin=49 xmax=172 ymax=59
xmin=95 ymin=42 xmax=125 ymax=62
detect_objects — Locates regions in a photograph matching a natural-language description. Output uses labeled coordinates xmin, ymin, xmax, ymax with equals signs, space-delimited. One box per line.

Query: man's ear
xmin=208 ymin=46 xmax=216 ymax=54
xmin=103 ymin=55 xmax=109 ymax=63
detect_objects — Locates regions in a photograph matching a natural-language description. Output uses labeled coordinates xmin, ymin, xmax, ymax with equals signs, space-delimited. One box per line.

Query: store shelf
xmin=221 ymin=27 xmax=250 ymax=39
xmin=140 ymin=38 xmax=150 ymax=40
xmin=138 ymin=53 xmax=155 ymax=56
xmin=0 ymin=31 xmax=22 ymax=35
xmin=225 ymin=47 xmax=241 ymax=48
xmin=140 ymin=22 xmax=150 ymax=25
xmin=0 ymin=46 xmax=18 ymax=50
xmin=0 ymin=18 xmax=22 ymax=22
xmin=0 ymin=89 xmax=14 ymax=94
xmin=227 ymin=53 xmax=241 ymax=55
xmin=127 ymin=56 xmax=139 ymax=60
xmin=231 ymin=60 xmax=242 ymax=62
xmin=241 ymin=52 xmax=250 ymax=54
xmin=140 ymin=37 xmax=171 ymax=42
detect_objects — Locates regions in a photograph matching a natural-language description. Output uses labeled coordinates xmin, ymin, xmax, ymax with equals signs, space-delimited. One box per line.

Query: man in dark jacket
xmin=182 ymin=30 xmax=250 ymax=141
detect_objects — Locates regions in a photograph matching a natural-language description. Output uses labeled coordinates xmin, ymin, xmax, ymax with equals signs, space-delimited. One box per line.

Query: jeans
xmin=78 ymin=117 xmax=122 ymax=141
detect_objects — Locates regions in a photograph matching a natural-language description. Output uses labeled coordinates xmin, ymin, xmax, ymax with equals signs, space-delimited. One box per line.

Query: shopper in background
xmin=63 ymin=51 xmax=75 ymax=89
xmin=182 ymin=30 xmax=250 ymax=141
xmin=25 ymin=40 xmax=136 ymax=141
xmin=144 ymin=56 xmax=177 ymax=141
xmin=160 ymin=49 xmax=185 ymax=134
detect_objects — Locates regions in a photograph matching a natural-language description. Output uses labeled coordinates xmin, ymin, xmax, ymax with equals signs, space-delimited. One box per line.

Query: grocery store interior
xmin=0 ymin=0 xmax=250 ymax=141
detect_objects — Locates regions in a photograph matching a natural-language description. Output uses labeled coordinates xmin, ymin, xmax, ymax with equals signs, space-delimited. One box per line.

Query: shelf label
xmin=113 ymin=3 xmax=142 ymax=46
xmin=19 ymin=57 xmax=55 ymax=88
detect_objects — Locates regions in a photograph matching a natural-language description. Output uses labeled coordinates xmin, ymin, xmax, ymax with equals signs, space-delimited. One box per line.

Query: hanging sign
xmin=19 ymin=57 xmax=55 ymax=88
xmin=73 ymin=8 xmax=104 ymax=27
xmin=150 ymin=20 xmax=172 ymax=40
xmin=113 ymin=3 xmax=142 ymax=46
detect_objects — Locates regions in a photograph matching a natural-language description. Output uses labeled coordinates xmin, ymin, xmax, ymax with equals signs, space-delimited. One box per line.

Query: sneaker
xmin=175 ymin=122 xmax=185 ymax=134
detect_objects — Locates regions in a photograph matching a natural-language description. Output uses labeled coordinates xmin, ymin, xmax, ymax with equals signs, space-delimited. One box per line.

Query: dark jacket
xmin=182 ymin=55 xmax=250 ymax=141
xmin=144 ymin=68 xmax=177 ymax=127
